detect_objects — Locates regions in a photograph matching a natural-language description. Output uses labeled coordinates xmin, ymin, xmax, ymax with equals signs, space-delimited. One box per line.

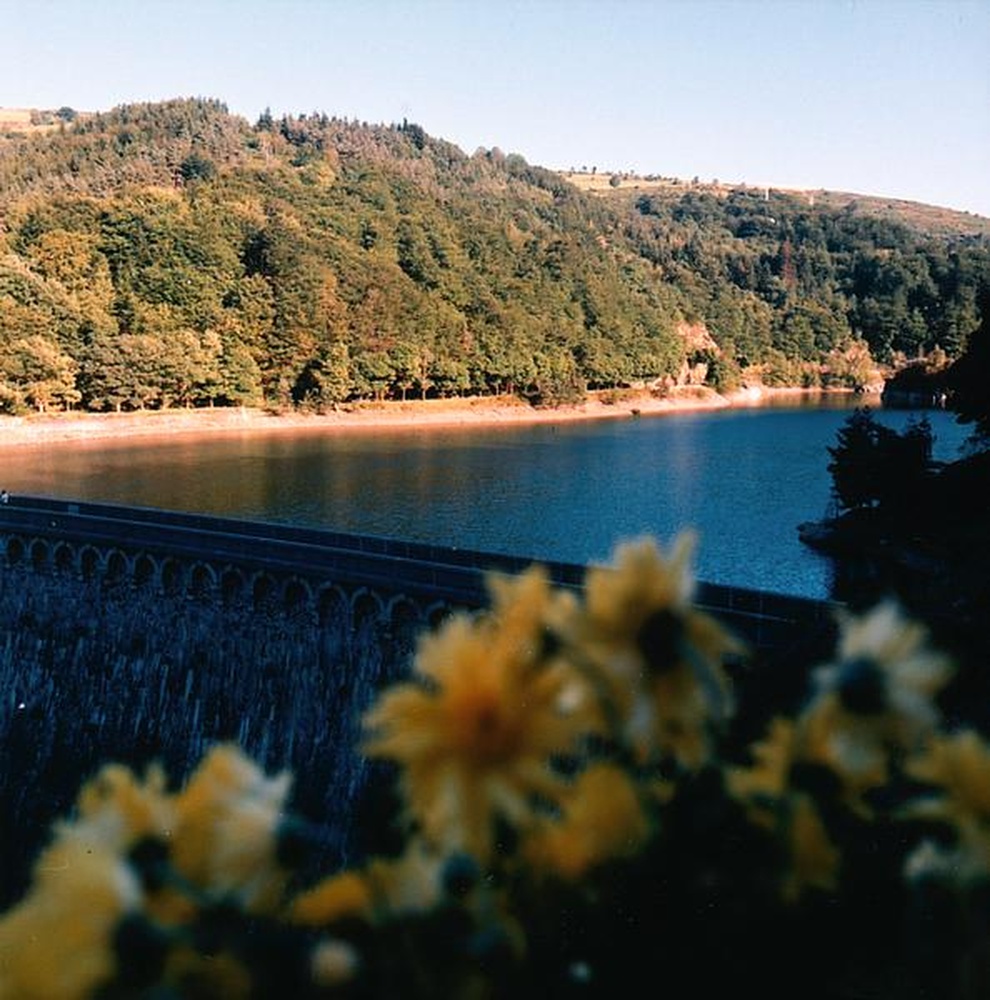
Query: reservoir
xmin=0 ymin=398 xmax=969 ymax=599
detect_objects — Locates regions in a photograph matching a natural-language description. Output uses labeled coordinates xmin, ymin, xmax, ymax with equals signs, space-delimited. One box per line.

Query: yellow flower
xmin=727 ymin=718 xmax=840 ymax=901
xmin=797 ymin=602 xmax=953 ymax=803
xmin=72 ymin=761 xmax=175 ymax=853
xmin=363 ymin=839 xmax=447 ymax=916
xmin=170 ymin=743 xmax=293 ymax=913
xmin=783 ymin=795 xmax=841 ymax=901
xmin=902 ymin=730 xmax=990 ymax=880
xmin=0 ymin=834 xmax=142 ymax=999
xmin=63 ymin=760 xmax=194 ymax=926
xmin=290 ymin=838 xmax=446 ymax=926
xmin=566 ymin=533 xmax=742 ymax=767
xmin=726 ymin=717 xmax=797 ymax=825
xmin=159 ymin=946 xmax=253 ymax=999
xmin=484 ymin=560 xmax=576 ymax=649
xmin=524 ymin=763 xmax=651 ymax=880
xmin=290 ymin=870 xmax=376 ymax=926
xmin=363 ymin=566 xmax=587 ymax=862
xmin=908 ymin=729 xmax=990 ymax=818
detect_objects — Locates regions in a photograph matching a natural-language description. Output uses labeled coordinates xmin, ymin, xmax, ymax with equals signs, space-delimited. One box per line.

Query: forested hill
xmin=0 ymin=97 xmax=987 ymax=414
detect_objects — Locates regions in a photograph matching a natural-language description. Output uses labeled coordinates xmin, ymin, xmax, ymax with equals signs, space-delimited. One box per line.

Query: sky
xmin=2 ymin=0 xmax=988 ymax=217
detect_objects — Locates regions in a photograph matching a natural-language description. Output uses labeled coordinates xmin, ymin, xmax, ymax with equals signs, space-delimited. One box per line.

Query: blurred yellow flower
xmin=908 ymin=729 xmax=990 ymax=819
xmin=726 ymin=716 xmax=797 ymax=819
xmin=0 ymin=835 xmax=142 ymax=999
xmin=798 ymin=602 xmax=953 ymax=803
xmin=309 ymin=939 xmax=361 ymax=989
xmin=74 ymin=761 xmax=174 ymax=853
xmin=565 ymin=533 xmax=742 ymax=766
xmin=363 ymin=567 xmax=587 ymax=862
xmin=290 ymin=869 xmax=375 ymax=926
xmin=290 ymin=837 xmax=452 ymax=928
xmin=170 ymin=743 xmax=293 ymax=913
xmin=903 ymin=729 xmax=990 ymax=880
xmin=524 ymin=763 xmax=651 ymax=880
xmin=1 ymin=525 xmax=982 ymax=999
xmin=363 ymin=838 xmax=448 ymax=916
xmin=727 ymin=717 xmax=839 ymax=901
xmin=68 ymin=760 xmax=191 ymax=926
xmin=784 ymin=794 xmax=840 ymax=901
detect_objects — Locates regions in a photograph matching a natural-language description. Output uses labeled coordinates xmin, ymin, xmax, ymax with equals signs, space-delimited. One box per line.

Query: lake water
xmin=0 ymin=398 xmax=970 ymax=598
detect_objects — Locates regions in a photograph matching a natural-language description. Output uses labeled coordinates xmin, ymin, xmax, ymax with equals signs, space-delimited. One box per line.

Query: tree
xmin=351 ymin=348 xmax=392 ymax=401
xmin=156 ymin=330 xmax=222 ymax=407
xmin=221 ymin=276 xmax=276 ymax=356
xmin=23 ymin=231 xmax=115 ymax=330
xmin=824 ymin=337 xmax=876 ymax=390
xmin=827 ymin=408 xmax=934 ymax=516
xmin=78 ymin=333 xmax=168 ymax=411
xmin=945 ymin=292 xmax=990 ymax=445
xmin=0 ymin=336 xmax=80 ymax=412
xmin=215 ymin=338 xmax=263 ymax=407
xmin=526 ymin=350 xmax=586 ymax=408
xmin=293 ymin=341 xmax=354 ymax=410
xmin=429 ymin=352 xmax=471 ymax=397
xmin=704 ymin=352 xmax=742 ymax=393
xmin=242 ymin=211 xmax=324 ymax=402
xmin=179 ymin=152 xmax=217 ymax=183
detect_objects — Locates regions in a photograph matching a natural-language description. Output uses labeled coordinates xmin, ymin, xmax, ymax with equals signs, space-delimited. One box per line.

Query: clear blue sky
xmin=3 ymin=0 xmax=988 ymax=216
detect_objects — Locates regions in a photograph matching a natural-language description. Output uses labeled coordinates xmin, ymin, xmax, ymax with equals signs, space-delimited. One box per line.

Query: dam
xmin=0 ymin=494 xmax=838 ymax=906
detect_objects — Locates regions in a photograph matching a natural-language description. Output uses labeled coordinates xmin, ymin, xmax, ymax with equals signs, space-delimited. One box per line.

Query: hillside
xmin=564 ymin=170 xmax=990 ymax=240
xmin=0 ymin=98 xmax=987 ymax=415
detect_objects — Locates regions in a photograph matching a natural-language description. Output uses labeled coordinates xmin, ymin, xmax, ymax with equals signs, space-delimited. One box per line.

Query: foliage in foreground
xmin=1 ymin=533 xmax=988 ymax=998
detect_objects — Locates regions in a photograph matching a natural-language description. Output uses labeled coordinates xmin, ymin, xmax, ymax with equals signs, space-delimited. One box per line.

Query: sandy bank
xmin=0 ymin=386 xmax=865 ymax=449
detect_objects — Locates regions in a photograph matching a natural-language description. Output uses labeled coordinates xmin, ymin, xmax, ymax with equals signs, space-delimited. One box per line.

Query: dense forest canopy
xmin=0 ymin=98 xmax=987 ymax=413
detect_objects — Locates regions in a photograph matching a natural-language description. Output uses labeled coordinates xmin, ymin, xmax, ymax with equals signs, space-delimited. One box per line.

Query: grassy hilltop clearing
xmin=564 ymin=169 xmax=990 ymax=240
xmin=0 ymin=98 xmax=987 ymax=415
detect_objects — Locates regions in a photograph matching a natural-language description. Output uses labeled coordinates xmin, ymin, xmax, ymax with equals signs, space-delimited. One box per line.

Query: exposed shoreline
xmin=0 ymin=385 xmax=870 ymax=449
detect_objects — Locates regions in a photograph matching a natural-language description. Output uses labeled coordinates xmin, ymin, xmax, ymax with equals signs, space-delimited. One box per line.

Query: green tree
xmin=703 ymin=352 xmax=742 ymax=393
xmin=216 ymin=338 xmax=263 ymax=407
xmin=429 ymin=352 xmax=471 ymax=397
xmin=1 ymin=97 xmax=987 ymax=415
xmin=179 ymin=152 xmax=217 ymax=183
xmin=526 ymin=350 xmax=586 ymax=407
xmin=945 ymin=292 xmax=990 ymax=444
xmin=78 ymin=333 xmax=168 ymax=411
xmin=351 ymin=348 xmax=392 ymax=401
xmin=293 ymin=341 xmax=354 ymax=410
xmin=827 ymin=408 xmax=934 ymax=515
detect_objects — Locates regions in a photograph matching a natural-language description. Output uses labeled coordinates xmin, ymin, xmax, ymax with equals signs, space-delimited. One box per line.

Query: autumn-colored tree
xmin=0 ymin=335 xmax=80 ymax=412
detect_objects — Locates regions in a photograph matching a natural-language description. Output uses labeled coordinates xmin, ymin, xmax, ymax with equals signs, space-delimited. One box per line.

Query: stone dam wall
xmin=0 ymin=495 xmax=838 ymax=907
